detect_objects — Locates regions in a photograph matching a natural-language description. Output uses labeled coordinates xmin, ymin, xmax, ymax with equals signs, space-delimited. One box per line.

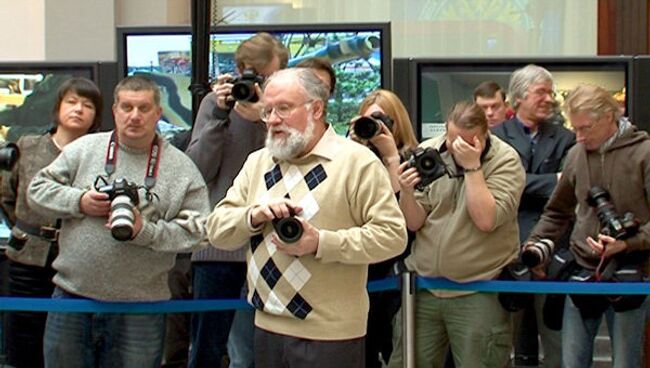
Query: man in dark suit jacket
xmin=491 ymin=64 xmax=575 ymax=368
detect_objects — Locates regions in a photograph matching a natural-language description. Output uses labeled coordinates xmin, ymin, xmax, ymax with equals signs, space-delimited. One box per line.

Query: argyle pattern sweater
xmin=206 ymin=126 xmax=407 ymax=340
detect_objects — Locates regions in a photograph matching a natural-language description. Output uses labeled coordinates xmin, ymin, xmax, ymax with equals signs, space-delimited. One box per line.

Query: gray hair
xmin=264 ymin=68 xmax=330 ymax=109
xmin=508 ymin=64 xmax=553 ymax=110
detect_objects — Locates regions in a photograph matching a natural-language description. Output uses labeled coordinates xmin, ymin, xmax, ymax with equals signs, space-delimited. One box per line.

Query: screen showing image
xmin=419 ymin=63 xmax=628 ymax=139
xmin=0 ymin=68 xmax=94 ymax=141
xmin=121 ymin=25 xmax=388 ymax=138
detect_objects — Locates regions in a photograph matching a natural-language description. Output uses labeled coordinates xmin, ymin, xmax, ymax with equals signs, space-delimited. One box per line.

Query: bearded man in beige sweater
xmin=205 ymin=68 xmax=407 ymax=368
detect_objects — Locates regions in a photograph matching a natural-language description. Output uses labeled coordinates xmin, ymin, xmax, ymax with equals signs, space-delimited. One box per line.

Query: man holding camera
xmin=185 ymin=32 xmax=289 ymax=367
xmin=388 ymin=101 xmax=525 ymax=367
xmin=491 ymin=64 xmax=575 ymax=368
xmin=27 ymin=75 xmax=209 ymax=367
xmin=205 ymin=68 xmax=406 ymax=367
xmin=527 ymin=84 xmax=650 ymax=367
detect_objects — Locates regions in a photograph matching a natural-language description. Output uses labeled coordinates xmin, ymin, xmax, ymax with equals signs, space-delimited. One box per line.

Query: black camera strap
xmin=104 ymin=131 xmax=161 ymax=191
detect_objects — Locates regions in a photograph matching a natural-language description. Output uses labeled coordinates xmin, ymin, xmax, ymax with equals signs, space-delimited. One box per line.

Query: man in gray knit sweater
xmin=27 ymin=75 xmax=210 ymax=368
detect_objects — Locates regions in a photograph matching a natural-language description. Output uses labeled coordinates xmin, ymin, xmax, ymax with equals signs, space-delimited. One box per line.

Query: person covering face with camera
xmin=205 ymin=68 xmax=406 ymax=367
xmin=26 ymin=75 xmax=209 ymax=368
xmin=527 ymin=84 xmax=650 ymax=368
xmin=388 ymin=101 xmax=525 ymax=368
xmin=184 ymin=32 xmax=289 ymax=368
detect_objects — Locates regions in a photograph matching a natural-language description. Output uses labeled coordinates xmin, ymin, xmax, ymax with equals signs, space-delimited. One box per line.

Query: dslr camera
xmin=353 ymin=112 xmax=394 ymax=140
xmin=521 ymin=239 xmax=555 ymax=268
xmin=272 ymin=209 xmax=303 ymax=244
xmin=0 ymin=142 xmax=19 ymax=171
xmin=406 ymin=147 xmax=448 ymax=190
xmin=230 ymin=69 xmax=264 ymax=103
xmin=587 ymin=187 xmax=639 ymax=240
xmin=95 ymin=177 xmax=140 ymax=241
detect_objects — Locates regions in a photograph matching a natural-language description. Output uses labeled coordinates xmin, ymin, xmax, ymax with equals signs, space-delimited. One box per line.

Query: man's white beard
xmin=266 ymin=115 xmax=315 ymax=160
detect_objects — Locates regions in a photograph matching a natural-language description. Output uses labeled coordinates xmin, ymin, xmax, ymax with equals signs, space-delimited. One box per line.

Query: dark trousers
xmin=189 ymin=261 xmax=246 ymax=368
xmin=255 ymin=327 xmax=365 ymax=368
xmin=163 ymin=253 xmax=192 ymax=368
xmin=366 ymin=290 xmax=401 ymax=367
xmin=6 ymin=253 xmax=57 ymax=368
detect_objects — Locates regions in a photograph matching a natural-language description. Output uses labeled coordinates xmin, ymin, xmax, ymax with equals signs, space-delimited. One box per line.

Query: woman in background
xmin=2 ymin=77 xmax=102 ymax=368
xmin=351 ymin=89 xmax=418 ymax=368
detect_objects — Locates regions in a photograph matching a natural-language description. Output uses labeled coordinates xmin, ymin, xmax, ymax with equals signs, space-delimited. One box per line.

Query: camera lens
xmin=353 ymin=117 xmax=380 ymax=140
xmin=110 ymin=195 xmax=136 ymax=241
xmin=273 ymin=217 xmax=303 ymax=243
xmin=0 ymin=143 xmax=19 ymax=171
xmin=231 ymin=81 xmax=259 ymax=102
xmin=419 ymin=157 xmax=436 ymax=171
xmin=521 ymin=248 xmax=543 ymax=268
xmin=521 ymin=239 xmax=554 ymax=268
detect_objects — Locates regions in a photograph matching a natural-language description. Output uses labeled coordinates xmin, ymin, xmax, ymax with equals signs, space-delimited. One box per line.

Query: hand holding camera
xmin=94 ymin=177 xmax=140 ymax=241
xmin=404 ymin=147 xmax=448 ymax=191
xmin=273 ymin=216 xmax=321 ymax=257
xmin=212 ymin=74 xmax=236 ymax=110
xmin=351 ymin=111 xmax=394 ymax=140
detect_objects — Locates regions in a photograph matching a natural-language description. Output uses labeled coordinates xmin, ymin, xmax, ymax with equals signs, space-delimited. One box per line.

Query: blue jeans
xmin=43 ymin=288 xmax=165 ymax=368
xmin=189 ymin=261 xmax=246 ymax=368
xmin=227 ymin=285 xmax=255 ymax=368
xmin=562 ymin=296 xmax=645 ymax=368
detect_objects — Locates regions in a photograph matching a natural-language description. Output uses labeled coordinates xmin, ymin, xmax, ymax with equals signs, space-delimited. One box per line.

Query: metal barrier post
xmin=401 ymin=271 xmax=416 ymax=368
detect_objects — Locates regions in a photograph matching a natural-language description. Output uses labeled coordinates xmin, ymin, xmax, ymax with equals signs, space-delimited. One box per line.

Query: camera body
xmin=406 ymin=147 xmax=447 ymax=190
xmin=96 ymin=178 xmax=140 ymax=241
xmin=353 ymin=112 xmax=394 ymax=140
xmin=587 ymin=187 xmax=639 ymax=240
xmin=0 ymin=142 xmax=19 ymax=171
xmin=521 ymin=239 xmax=555 ymax=268
xmin=272 ymin=210 xmax=303 ymax=244
xmin=230 ymin=69 xmax=264 ymax=103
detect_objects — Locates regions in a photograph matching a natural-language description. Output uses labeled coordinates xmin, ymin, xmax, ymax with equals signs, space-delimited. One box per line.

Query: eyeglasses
xmin=529 ymin=87 xmax=556 ymax=99
xmin=260 ymin=101 xmax=312 ymax=122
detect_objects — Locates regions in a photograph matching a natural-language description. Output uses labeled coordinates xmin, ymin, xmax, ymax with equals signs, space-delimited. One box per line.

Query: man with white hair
xmin=491 ymin=64 xmax=575 ymax=367
xmin=205 ymin=68 xmax=407 ymax=367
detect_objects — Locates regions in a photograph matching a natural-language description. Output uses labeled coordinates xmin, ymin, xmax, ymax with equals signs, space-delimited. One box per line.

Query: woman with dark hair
xmin=1 ymin=77 xmax=102 ymax=368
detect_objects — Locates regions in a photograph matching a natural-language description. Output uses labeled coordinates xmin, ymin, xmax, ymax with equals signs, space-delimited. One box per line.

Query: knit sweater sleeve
xmin=130 ymin=166 xmax=210 ymax=253
xmin=27 ymin=147 xmax=86 ymax=219
xmin=205 ymin=152 xmax=259 ymax=249
xmin=315 ymin=158 xmax=407 ymax=264
xmin=185 ymin=92 xmax=230 ymax=182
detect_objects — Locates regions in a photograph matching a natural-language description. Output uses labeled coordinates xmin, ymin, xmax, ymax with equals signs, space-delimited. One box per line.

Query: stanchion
xmin=401 ymin=271 xmax=415 ymax=368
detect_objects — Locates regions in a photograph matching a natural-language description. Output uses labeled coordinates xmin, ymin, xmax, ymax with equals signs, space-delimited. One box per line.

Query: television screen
xmin=117 ymin=23 xmax=391 ymax=138
xmin=0 ymin=64 xmax=98 ymax=141
xmin=394 ymin=58 xmax=632 ymax=140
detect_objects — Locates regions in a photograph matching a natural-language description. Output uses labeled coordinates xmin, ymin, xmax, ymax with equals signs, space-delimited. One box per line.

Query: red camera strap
xmin=104 ymin=131 xmax=161 ymax=190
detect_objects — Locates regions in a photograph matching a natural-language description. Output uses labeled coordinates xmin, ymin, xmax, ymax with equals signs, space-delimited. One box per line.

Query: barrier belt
xmin=1 ymin=277 xmax=649 ymax=313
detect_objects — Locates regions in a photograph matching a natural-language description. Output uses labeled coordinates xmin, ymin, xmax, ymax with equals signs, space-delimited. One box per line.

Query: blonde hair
xmin=235 ymin=32 xmax=289 ymax=72
xmin=358 ymin=89 xmax=418 ymax=156
xmin=563 ymin=84 xmax=621 ymax=121
xmin=446 ymin=101 xmax=488 ymax=133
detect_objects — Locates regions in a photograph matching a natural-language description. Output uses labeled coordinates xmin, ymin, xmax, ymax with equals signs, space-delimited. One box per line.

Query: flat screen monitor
xmin=116 ymin=23 xmax=391 ymax=138
xmin=393 ymin=58 xmax=632 ymax=140
xmin=0 ymin=63 xmax=99 ymax=140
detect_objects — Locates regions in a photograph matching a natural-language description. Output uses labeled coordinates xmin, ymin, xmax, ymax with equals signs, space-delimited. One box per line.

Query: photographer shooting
xmin=526 ymin=84 xmax=650 ymax=368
